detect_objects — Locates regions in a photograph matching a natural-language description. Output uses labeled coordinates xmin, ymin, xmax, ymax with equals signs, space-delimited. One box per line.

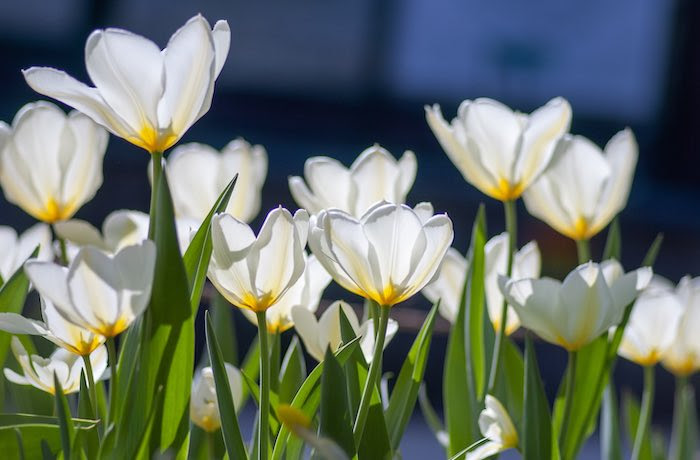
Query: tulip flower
xmin=239 ymin=254 xmax=331 ymax=334
xmin=207 ymin=207 xmax=309 ymax=313
xmin=617 ymin=278 xmax=683 ymax=366
xmin=500 ymin=260 xmax=652 ymax=351
xmin=289 ymin=144 xmax=417 ymax=217
xmin=466 ymin=395 xmax=518 ymax=460
xmin=291 ymin=300 xmax=398 ymax=363
xmin=0 ymin=102 xmax=107 ymax=222
xmin=54 ymin=209 xmax=195 ymax=257
xmin=522 ymin=129 xmax=638 ymax=240
xmin=3 ymin=337 xmax=107 ymax=394
xmin=0 ymin=223 xmax=53 ymax=281
xmin=23 ymin=15 xmax=230 ymax=154
xmin=159 ymin=139 xmax=267 ymax=223
xmin=426 ymin=97 xmax=571 ymax=201
xmin=422 ymin=233 xmax=540 ymax=335
xmin=0 ymin=296 xmax=104 ymax=356
xmin=24 ymin=241 xmax=156 ymax=338
xmin=190 ymin=364 xmax=243 ymax=432
xmin=662 ymin=276 xmax=700 ymax=376
xmin=308 ymin=202 xmax=453 ymax=307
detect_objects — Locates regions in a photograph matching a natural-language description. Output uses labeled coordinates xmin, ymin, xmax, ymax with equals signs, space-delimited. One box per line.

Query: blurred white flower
xmin=24 ymin=241 xmax=156 ymax=338
xmin=523 ymin=129 xmax=638 ymax=240
xmin=466 ymin=395 xmax=518 ymax=460
xmin=158 ymin=139 xmax=267 ymax=223
xmin=0 ymin=102 xmax=107 ymax=222
xmin=190 ymin=364 xmax=243 ymax=432
xmin=208 ymin=208 xmax=309 ymax=312
xmin=500 ymin=260 xmax=652 ymax=351
xmin=23 ymin=15 xmax=230 ymax=154
xmin=291 ymin=300 xmax=398 ymax=363
xmin=426 ymin=97 xmax=571 ymax=201
xmin=289 ymin=144 xmax=416 ymax=217
xmin=0 ymin=223 xmax=53 ymax=281
xmin=309 ymin=202 xmax=453 ymax=307
xmin=4 ymin=337 xmax=107 ymax=394
xmin=662 ymin=276 xmax=700 ymax=376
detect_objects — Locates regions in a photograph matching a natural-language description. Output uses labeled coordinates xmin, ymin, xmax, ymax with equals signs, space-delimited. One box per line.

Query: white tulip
xmin=0 ymin=223 xmax=53 ymax=281
xmin=158 ymin=139 xmax=267 ymax=223
xmin=54 ymin=209 xmax=195 ymax=257
xmin=208 ymin=208 xmax=309 ymax=313
xmin=0 ymin=101 xmax=107 ymax=222
xmin=662 ymin=276 xmax=700 ymax=376
xmin=309 ymin=202 xmax=453 ymax=307
xmin=422 ymin=233 xmax=540 ymax=335
xmin=617 ymin=277 xmax=684 ymax=366
xmin=291 ymin=300 xmax=398 ymax=363
xmin=4 ymin=337 xmax=107 ymax=394
xmin=190 ymin=364 xmax=243 ymax=432
xmin=466 ymin=395 xmax=518 ymax=460
xmin=289 ymin=144 xmax=417 ymax=217
xmin=426 ymin=97 xmax=571 ymax=201
xmin=523 ymin=129 xmax=638 ymax=240
xmin=239 ymin=254 xmax=331 ymax=333
xmin=500 ymin=260 xmax=652 ymax=351
xmin=24 ymin=241 xmax=156 ymax=338
xmin=23 ymin=15 xmax=230 ymax=154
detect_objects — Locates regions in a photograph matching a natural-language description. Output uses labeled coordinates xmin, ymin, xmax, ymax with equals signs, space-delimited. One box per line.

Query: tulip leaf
xmin=467 ymin=205 xmax=487 ymax=400
xmin=320 ymin=348 xmax=356 ymax=457
xmin=205 ymin=311 xmax=248 ymax=460
xmin=600 ymin=383 xmax=622 ymax=460
xmin=279 ymin=336 xmax=306 ymax=405
xmin=0 ymin=415 xmax=96 ymax=460
xmin=339 ymin=307 xmax=363 ymax=415
xmin=239 ymin=370 xmax=281 ymax=434
xmin=622 ymin=391 xmax=653 ymax=460
xmin=386 ymin=301 xmax=439 ymax=448
xmin=641 ymin=233 xmax=663 ymax=267
xmin=211 ymin=293 xmax=238 ymax=365
xmin=53 ymin=374 xmax=73 ymax=459
xmin=522 ymin=334 xmax=552 ymax=460
xmin=602 ymin=218 xmax=622 ymax=261
xmin=669 ymin=379 xmax=698 ymax=460
xmin=240 ymin=336 xmax=260 ymax=404
xmin=417 ymin=384 xmax=448 ymax=447
xmin=76 ymin=372 xmax=98 ymax=459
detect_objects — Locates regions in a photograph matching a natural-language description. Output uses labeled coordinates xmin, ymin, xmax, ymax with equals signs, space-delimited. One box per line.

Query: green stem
xmin=58 ymin=237 xmax=69 ymax=265
xmin=487 ymin=199 xmax=517 ymax=394
xmin=353 ymin=304 xmax=390 ymax=443
xmin=670 ymin=375 xmax=690 ymax=460
xmin=559 ymin=350 xmax=578 ymax=448
xmin=576 ymin=239 xmax=591 ymax=264
xmin=106 ymin=337 xmax=118 ymax=426
xmin=256 ymin=310 xmax=270 ymax=460
xmin=631 ymin=365 xmax=655 ymax=460
xmin=81 ymin=355 xmax=98 ymax=429
xmin=148 ymin=151 xmax=163 ymax=239
xmin=270 ymin=330 xmax=281 ymax=393
xmin=207 ymin=430 xmax=217 ymax=458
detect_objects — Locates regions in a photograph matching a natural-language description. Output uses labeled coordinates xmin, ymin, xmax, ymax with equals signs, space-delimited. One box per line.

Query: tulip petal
xmin=304 ymin=157 xmax=353 ymax=212
xmin=24 ymin=261 xmax=76 ymax=321
xmin=465 ymin=440 xmax=505 ymax=460
xmin=502 ymin=277 xmax=564 ymax=347
xmin=422 ymin=247 xmax=468 ymax=324
xmin=220 ymin=140 xmax=268 ymax=222
xmin=113 ymin=241 xmax=156 ymax=319
xmin=291 ymin=305 xmax=325 ymax=362
xmin=609 ymin=266 xmax=653 ymax=310
xmin=404 ymin=214 xmax=454 ymax=296
xmin=166 ymin=143 xmax=221 ymax=220
xmin=0 ymin=313 xmax=50 ymax=336
xmin=212 ymin=20 xmax=231 ymax=78
xmin=350 ymin=146 xmax=404 ymax=214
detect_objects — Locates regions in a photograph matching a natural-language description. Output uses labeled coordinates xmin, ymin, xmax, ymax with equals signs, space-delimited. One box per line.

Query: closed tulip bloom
xmin=190 ymin=364 xmax=243 ymax=432
xmin=309 ymin=202 xmax=453 ymax=307
xmin=0 ymin=102 xmax=107 ymax=222
xmin=523 ymin=129 xmax=638 ymax=240
xmin=160 ymin=139 xmax=267 ymax=222
xmin=239 ymin=254 xmax=331 ymax=333
xmin=23 ymin=15 xmax=230 ymax=154
xmin=422 ymin=233 xmax=540 ymax=335
xmin=466 ymin=395 xmax=518 ymax=460
xmin=208 ymin=208 xmax=309 ymax=312
xmin=4 ymin=337 xmax=107 ymax=394
xmin=289 ymin=144 xmax=417 ymax=217
xmin=291 ymin=300 xmax=398 ymax=363
xmin=500 ymin=260 xmax=652 ymax=351
xmin=662 ymin=277 xmax=700 ymax=376
xmin=24 ymin=241 xmax=156 ymax=338
xmin=426 ymin=97 xmax=571 ymax=201
xmin=0 ymin=223 xmax=53 ymax=280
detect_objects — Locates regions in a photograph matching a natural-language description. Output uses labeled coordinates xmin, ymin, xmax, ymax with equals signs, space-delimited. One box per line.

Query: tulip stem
xmin=560 ymin=350 xmax=577 ymax=448
xmin=669 ymin=375 xmax=690 ymax=460
xmin=487 ymin=199 xmax=517 ymax=395
xmin=106 ymin=337 xmax=118 ymax=426
xmin=256 ymin=310 xmax=270 ymax=460
xmin=575 ymin=239 xmax=591 ymax=264
xmin=353 ymin=304 xmax=390 ymax=444
xmin=58 ymin=237 xmax=69 ymax=265
xmin=148 ymin=151 xmax=163 ymax=239
xmin=81 ymin=354 xmax=98 ymax=428
xmin=631 ymin=365 xmax=655 ymax=460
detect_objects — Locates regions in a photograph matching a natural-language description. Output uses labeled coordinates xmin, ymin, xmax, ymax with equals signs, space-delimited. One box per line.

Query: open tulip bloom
xmin=190 ymin=363 xmax=243 ymax=432
xmin=0 ymin=101 xmax=107 ymax=222
xmin=0 ymin=223 xmax=53 ymax=281
xmin=289 ymin=144 xmax=417 ymax=217
xmin=23 ymin=15 xmax=230 ymax=154
xmin=662 ymin=276 xmax=700 ymax=376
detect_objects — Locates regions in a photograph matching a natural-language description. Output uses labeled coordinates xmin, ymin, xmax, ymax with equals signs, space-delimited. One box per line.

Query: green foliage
xmin=522 ymin=334 xmax=552 ymax=460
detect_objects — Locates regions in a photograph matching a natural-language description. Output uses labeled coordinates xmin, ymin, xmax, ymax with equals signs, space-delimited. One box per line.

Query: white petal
xmin=113 ymin=241 xmax=156 ymax=320
xmin=291 ymin=305 xmax=325 ymax=362
xmin=102 ymin=210 xmax=151 ymax=251
xmin=0 ymin=313 xmax=50 ymax=336
xmin=303 ymin=157 xmax=353 ymax=213
xmin=211 ymin=21 xmax=231 ymax=78
xmin=359 ymin=318 xmax=398 ymax=363
xmin=422 ymin=247 xmax=467 ymax=324
xmin=349 ymin=146 xmax=406 ymax=215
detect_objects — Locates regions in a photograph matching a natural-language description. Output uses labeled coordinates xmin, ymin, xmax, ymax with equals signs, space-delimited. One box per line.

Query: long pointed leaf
xmin=53 ymin=374 xmax=74 ymax=459
xmin=522 ymin=334 xmax=552 ymax=460
xmin=320 ymin=348 xmax=356 ymax=457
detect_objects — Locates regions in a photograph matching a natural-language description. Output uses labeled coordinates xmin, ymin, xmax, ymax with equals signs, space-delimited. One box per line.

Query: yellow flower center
xmin=127 ymin=124 xmax=179 ymax=154
xmin=238 ymin=291 xmax=279 ymax=313
xmin=487 ymin=178 xmax=524 ymax=202
xmin=35 ymin=197 xmax=78 ymax=223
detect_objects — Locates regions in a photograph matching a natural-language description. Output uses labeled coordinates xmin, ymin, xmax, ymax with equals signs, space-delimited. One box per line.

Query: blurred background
xmin=1 ymin=0 xmax=698 ymax=457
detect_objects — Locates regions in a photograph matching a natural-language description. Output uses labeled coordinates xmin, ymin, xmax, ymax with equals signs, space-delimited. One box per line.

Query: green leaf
xmin=205 ymin=311 xmax=248 ymax=460
xmin=385 ymin=302 xmax=439 ymax=448
xmin=320 ymin=348 xmax=356 ymax=457
xmin=522 ymin=334 xmax=552 ymax=460
xmin=211 ymin=293 xmax=238 ymax=365
xmin=602 ymin=218 xmax=622 ymax=261
xmin=670 ymin=379 xmax=698 ymax=460
xmin=53 ymin=374 xmax=74 ymax=459
xmin=239 ymin=370 xmax=281 ymax=434
xmin=600 ymin=383 xmax=622 ymax=460
xmin=641 ymin=233 xmax=663 ymax=267
xmin=339 ymin=307 xmax=363 ymax=416
xmin=76 ymin=372 xmax=98 ymax=459
xmin=622 ymin=391 xmax=653 ymax=460
xmin=418 ymin=384 xmax=447 ymax=447
xmin=279 ymin=337 xmax=306 ymax=404
xmin=495 ymin=339 xmax=524 ymax=426
xmin=240 ymin=336 xmax=260 ymax=405
xmin=467 ymin=205 xmax=487 ymax=399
